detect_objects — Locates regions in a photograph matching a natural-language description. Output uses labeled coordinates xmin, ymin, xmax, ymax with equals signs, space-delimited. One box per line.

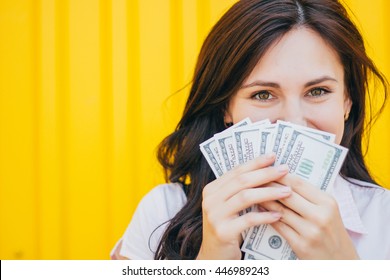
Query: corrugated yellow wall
xmin=0 ymin=0 xmax=388 ymax=260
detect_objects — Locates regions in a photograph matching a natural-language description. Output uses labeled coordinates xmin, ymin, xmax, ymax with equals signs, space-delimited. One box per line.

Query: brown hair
xmin=155 ymin=0 xmax=388 ymax=259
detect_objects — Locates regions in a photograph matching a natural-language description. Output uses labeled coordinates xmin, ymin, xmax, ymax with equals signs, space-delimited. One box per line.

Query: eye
xmin=307 ymin=87 xmax=330 ymax=97
xmin=252 ymin=90 xmax=274 ymax=101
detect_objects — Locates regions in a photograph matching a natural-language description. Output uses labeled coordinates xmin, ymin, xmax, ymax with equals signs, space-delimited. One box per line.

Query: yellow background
xmin=0 ymin=0 xmax=389 ymax=260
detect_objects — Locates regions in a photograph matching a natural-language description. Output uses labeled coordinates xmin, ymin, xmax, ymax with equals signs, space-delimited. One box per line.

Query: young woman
xmin=111 ymin=0 xmax=389 ymax=259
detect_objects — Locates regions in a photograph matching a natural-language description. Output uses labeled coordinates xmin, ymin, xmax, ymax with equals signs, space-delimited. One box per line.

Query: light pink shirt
xmin=112 ymin=176 xmax=390 ymax=259
xmin=332 ymin=176 xmax=390 ymax=259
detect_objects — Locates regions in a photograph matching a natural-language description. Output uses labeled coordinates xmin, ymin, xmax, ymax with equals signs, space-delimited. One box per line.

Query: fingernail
xmin=277 ymin=164 xmax=289 ymax=173
xmin=271 ymin=211 xmax=282 ymax=218
xmin=265 ymin=152 xmax=275 ymax=159
xmin=280 ymin=186 xmax=291 ymax=193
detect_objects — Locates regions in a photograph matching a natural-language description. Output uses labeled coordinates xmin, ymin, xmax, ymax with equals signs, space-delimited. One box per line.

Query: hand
xmin=196 ymin=153 xmax=292 ymax=259
xmin=261 ymin=174 xmax=359 ymax=259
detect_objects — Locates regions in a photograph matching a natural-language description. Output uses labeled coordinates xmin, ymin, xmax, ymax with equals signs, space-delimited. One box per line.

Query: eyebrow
xmin=240 ymin=76 xmax=338 ymax=89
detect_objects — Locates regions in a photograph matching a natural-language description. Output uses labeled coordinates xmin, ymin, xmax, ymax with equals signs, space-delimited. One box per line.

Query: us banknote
xmin=200 ymin=118 xmax=251 ymax=177
xmin=241 ymin=130 xmax=347 ymax=259
xmin=200 ymin=118 xmax=348 ymax=260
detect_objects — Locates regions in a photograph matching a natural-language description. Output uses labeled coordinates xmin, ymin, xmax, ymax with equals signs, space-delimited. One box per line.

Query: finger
xmin=259 ymin=199 xmax=310 ymax=237
xmin=230 ymin=211 xmax=283 ymax=236
xmin=271 ymin=220 xmax=300 ymax=250
xmin=277 ymin=192 xmax=315 ymax=218
xmin=262 ymin=182 xmax=286 ymax=189
xmin=225 ymin=185 xmax=292 ymax=216
xmin=203 ymin=153 xmax=277 ymax=196
xmin=231 ymin=152 xmax=277 ymax=175
xmin=253 ymin=182 xmax=288 ymax=212
xmin=276 ymin=174 xmax=329 ymax=205
xmin=221 ymin=164 xmax=289 ymax=200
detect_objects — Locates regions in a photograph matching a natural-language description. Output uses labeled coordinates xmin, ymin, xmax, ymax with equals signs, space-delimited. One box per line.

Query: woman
xmin=112 ymin=0 xmax=389 ymax=259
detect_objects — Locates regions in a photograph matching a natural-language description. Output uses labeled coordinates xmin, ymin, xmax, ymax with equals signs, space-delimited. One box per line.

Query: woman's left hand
xmin=261 ymin=174 xmax=359 ymax=259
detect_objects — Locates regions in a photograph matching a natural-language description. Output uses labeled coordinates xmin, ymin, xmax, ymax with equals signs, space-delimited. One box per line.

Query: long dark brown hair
xmin=154 ymin=0 xmax=388 ymax=259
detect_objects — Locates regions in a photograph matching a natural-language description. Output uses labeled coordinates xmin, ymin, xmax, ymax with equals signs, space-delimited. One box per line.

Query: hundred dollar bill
xmin=233 ymin=123 xmax=273 ymax=238
xmin=240 ymin=204 xmax=258 ymax=239
xmin=243 ymin=223 xmax=297 ymax=260
xmin=280 ymin=130 xmax=347 ymax=190
xmin=200 ymin=117 xmax=344 ymax=259
xmin=244 ymin=253 xmax=255 ymax=260
xmin=228 ymin=120 xmax=271 ymax=238
xmin=200 ymin=118 xmax=251 ymax=176
xmin=244 ymin=253 xmax=267 ymax=260
xmin=233 ymin=127 xmax=259 ymax=164
xmin=242 ymin=131 xmax=348 ymax=259
xmin=276 ymin=120 xmax=335 ymax=142
xmin=299 ymin=125 xmax=336 ymax=143
xmin=250 ymin=119 xmax=271 ymax=127
xmin=272 ymin=122 xmax=292 ymax=163
xmin=199 ymin=137 xmax=225 ymax=178
xmin=260 ymin=124 xmax=276 ymax=155
xmin=214 ymin=118 xmax=252 ymax=172
xmin=233 ymin=119 xmax=271 ymax=164
xmin=273 ymin=121 xmax=336 ymax=164
xmin=215 ymin=130 xmax=239 ymax=172
xmin=235 ymin=123 xmax=275 ymax=159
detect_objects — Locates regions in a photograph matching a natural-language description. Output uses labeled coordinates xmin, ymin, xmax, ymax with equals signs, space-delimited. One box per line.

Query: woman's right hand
xmin=196 ymin=153 xmax=292 ymax=259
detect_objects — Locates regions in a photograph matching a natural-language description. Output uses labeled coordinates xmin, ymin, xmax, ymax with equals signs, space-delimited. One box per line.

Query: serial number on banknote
xmin=214 ymin=266 xmax=269 ymax=276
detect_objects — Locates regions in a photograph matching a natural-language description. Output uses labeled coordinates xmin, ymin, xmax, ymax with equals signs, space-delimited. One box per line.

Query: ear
xmin=344 ymin=95 xmax=352 ymax=115
xmin=224 ymin=109 xmax=233 ymax=124
xmin=344 ymin=94 xmax=352 ymax=121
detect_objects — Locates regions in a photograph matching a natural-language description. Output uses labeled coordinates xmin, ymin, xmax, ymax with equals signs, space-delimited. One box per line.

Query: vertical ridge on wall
xmin=169 ymin=0 xmax=185 ymax=127
xmin=182 ymin=0 xmax=198 ymax=85
xmin=40 ymin=0 xmax=62 ymax=259
xmin=110 ymin=0 xmax=132 ymax=253
xmin=0 ymin=0 xmax=37 ymax=259
xmin=126 ymin=0 xmax=142 ymax=217
xmin=196 ymin=0 xmax=211 ymax=51
xmin=67 ymin=0 xmax=106 ymax=259
xmin=32 ymin=0 xmax=42 ymax=260
xmin=138 ymin=1 xmax=171 ymax=189
xmin=55 ymin=0 xmax=70 ymax=259
xmin=99 ymin=0 xmax=114 ymax=257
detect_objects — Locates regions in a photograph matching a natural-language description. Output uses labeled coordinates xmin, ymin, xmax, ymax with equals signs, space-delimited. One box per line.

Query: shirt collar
xmin=331 ymin=175 xmax=367 ymax=234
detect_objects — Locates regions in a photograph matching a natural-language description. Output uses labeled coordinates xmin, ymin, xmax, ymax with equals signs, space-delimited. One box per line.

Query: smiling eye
xmin=307 ymin=87 xmax=329 ymax=97
xmin=253 ymin=90 xmax=273 ymax=101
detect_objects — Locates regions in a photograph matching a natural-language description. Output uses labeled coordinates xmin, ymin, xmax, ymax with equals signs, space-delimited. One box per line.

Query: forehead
xmin=244 ymin=27 xmax=344 ymax=84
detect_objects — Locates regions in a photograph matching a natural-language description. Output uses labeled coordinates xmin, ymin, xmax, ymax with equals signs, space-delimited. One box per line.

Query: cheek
xmin=228 ymin=95 xmax=283 ymax=122
xmin=231 ymin=105 xmax=276 ymax=123
xmin=308 ymin=107 xmax=345 ymax=144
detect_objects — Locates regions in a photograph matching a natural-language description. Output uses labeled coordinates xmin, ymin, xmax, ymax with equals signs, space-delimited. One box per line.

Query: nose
xmin=279 ymin=99 xmax=307 ymax=126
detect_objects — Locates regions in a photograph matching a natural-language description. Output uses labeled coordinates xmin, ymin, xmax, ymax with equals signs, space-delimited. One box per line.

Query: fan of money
xmin=200 ymin=118 xmax=348 ymax=260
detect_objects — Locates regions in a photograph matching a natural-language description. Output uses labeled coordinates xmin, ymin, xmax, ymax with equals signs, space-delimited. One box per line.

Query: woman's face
xmin=225 ymin=27 xmax=351 ymax=144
